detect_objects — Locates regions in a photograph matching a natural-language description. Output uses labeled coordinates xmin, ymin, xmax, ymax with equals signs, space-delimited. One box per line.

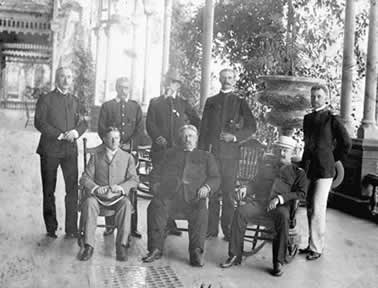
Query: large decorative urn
xmin=257 ymin=75 xmax=326 ymax=136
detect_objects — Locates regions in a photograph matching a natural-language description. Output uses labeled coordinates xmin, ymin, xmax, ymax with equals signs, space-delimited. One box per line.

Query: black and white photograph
xmin=0 ymin=0 xmax=377 ymax=287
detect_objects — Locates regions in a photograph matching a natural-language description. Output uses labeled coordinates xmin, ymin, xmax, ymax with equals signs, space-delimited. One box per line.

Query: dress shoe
xmin=103 ymin=227 xmax=115 ymax=236
xmin=190 ymin=248 xmax=204 ymax=267
xmin=142 ymin=249 xmax=162 ymax=263
xmin=271 ymin=262 xmax=283 ymax=277
xmin=131 ymin=230 xmax=142 ymax=239
xmin=220 ymin=255 xmax=241 ymax=268
xmin=79 ymin=244 xmax=94 ymax=261
xmin=299 ymin=246 xmax=311 ymax=254
xmin=306 ymin=251 xmax=321 ymax=261
xmin=46 ymin=231 xmax=57 ymax=239
xmin=65 ymin=232 xmax=78 ymax=239
xmin=116 ymin=245 xmax=128 ymax=262
xmin=168 ymin=227 xmax=182 ymax=236
xmin=77 ymin=234 xmax=85 ymax=247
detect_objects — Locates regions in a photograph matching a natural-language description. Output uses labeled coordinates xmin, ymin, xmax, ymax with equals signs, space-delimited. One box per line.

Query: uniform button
xmin=122 ymin=122 xmax=125 ymax=126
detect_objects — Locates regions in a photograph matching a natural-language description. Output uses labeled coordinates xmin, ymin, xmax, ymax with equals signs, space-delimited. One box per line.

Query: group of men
xmin=34 ymin=66 xmax=351 ymax=276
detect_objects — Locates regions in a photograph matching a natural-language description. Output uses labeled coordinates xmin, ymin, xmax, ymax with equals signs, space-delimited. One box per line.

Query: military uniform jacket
xmin=246 ymin=160 xmax=307 ymax=207
xmin=198 ymin=92 xmax=257 ymax=159
xmin=152 ymin=147 xmax=221 ymax=204
xmin=34 ymin=89 xmax=88 ymax=157
xmin=98 ymin=98 xmax=144 ymax=147
xmin=146 ymin=96 xmax=200 ymax=153
xmin=302 ymin=109 xmax=351 ymax=180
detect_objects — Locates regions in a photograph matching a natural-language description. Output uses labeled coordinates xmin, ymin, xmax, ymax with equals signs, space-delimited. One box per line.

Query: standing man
xmin=97 ymin=76 xmax=144 ymax=238
xmin=35 ymin=66 xmax=87 ymax=239
xmin=146 ymin=70 xmax=200 ymax=235
xmin=300 ymin=85 xmax=351 ymax=260
xmin=199 ymin=68 xmax=257 ymax=240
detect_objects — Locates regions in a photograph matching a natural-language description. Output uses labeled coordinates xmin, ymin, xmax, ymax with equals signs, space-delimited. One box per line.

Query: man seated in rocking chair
xmin=78 ymin=126 xmax=139 ymax=261
xmin=220 ymin=136 xmax=307 ymax=276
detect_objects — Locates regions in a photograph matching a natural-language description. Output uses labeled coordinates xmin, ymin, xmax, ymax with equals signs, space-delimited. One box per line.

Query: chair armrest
xmin=129 ymin=187 xmax=138 ymax=210
xmin=289 ymin=199 xmax=299 ymax=229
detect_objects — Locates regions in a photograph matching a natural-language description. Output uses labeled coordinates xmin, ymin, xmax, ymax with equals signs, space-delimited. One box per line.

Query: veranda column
xmin=340 ymin=0 xmax=355 ymax=135
xmin=130 ymin=0 xmax=138 ymax=100
xmin=142 ymin=10 xmax=153 ymax=108
xmin=94 ymin=0 xmax=103 ymax=105
xmin=50 ymin=0 xmax=59 ymax=88
xmin=103 ymin=0 xmax=112 ymax=103
xmin=199 ymin=0 xmax=214 ymax=111
xmin=357 ymin=0 xmax=378 ymax=139
xmin=161 ymin=0 xmax=172 ymax=81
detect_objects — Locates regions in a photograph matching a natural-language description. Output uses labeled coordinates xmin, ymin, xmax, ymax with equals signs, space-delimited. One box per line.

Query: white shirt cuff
xmin=91 ymin=185 xmax=99 ymax=196
xmin=57 ymin=133 xmax=64 ymax=140
xmin=277 ymin=195 xmax=284 ymax=205
xmin=233 ymin=136 xmax=237 ymax=142
xmin=72 ymin=130 xmax=79 ymax=139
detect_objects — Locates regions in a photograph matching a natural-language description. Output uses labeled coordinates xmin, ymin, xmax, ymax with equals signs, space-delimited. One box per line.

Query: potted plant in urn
xmin=257 ymin=0 xmax=326 ymax=138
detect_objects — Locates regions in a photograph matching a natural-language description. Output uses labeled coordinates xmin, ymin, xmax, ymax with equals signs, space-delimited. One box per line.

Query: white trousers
xmin=307 ymin=178 xmax=333 ymax=254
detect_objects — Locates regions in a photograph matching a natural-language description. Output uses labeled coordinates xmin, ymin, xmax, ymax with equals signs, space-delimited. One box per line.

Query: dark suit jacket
xmin=34 ymin=89 xmax=87 ymax=157
xmin=302 ymin=109 xmax=351 ymax=180
xmin=246 ymin=159 xmax=307 ymax=207
xmin=152 ymin=147 xmax=221 ymax=204
xmin=97 ymin=99 xmax=144 ymax=147
xmin=198 ymin=92 xmax=257 ymax=161
xmin=146 ymin=96 xmax=200 ymax=155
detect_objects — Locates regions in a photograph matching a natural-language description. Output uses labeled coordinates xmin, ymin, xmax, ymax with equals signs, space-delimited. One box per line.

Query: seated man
xmin=220 ymin=136 xmax=307 ymax=276
xmin=142 ymin=125 xmax=221 ymax=266
xmin=78 ymin=126 xmax=139 ymax=261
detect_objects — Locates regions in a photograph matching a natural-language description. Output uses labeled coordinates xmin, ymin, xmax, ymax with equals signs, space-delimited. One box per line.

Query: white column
xmin=199 ymin=0 xmax=214 ymax=111
xmin=357 ymin=0 xmax=378 ymax=139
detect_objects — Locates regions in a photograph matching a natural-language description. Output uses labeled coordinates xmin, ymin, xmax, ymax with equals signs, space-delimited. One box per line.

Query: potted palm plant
xmin=257 ymin=0 xmax=326 ymax=137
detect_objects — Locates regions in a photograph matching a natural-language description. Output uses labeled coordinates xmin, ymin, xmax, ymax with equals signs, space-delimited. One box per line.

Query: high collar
xmin=56 ymin=87 xmax=69 ymax=96
xmin=220 ymin=89 xmax=233 ymax=94
xmin=115 ymin=97 xmax=128 ymax=103
xmin=313 ymin=105 xmax=328 ymax=112
xmin=164 ymin=91 xmax=177 ymax=99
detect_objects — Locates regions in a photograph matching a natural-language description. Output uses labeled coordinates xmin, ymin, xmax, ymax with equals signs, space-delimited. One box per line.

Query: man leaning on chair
xmin=78 ymin=126 xmax=138 ymax=261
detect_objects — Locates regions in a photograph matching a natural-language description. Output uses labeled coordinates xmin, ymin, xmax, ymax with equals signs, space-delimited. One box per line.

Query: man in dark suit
xmin=142 ymin=125 xmax=220 ymax=266
xmin=34 ymin=66 xmax=87 ymax=239
xmin=198 ymin=68 xmax=257 ymax=240
xmin=97 ymin=76 xmax=144 ymax=237
xmin=300 ymin=85 xmax=351 ymax=260
xmin=79 ymin=127 xmax=139 ymax=261
xmin=146 ymin=70 xmax=200 ymax=235
xmin=146 ymin=70 xmax=200 ymax=165
xmin=220 ymin=136 xmax=307 ymax=276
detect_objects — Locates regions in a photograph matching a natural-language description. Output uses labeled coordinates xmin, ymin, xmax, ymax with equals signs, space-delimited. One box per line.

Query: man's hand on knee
xmin=267 ymin=197 xmax=280 ymax=212
xmin=197 ymin=185 xmax=210 ymax=199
